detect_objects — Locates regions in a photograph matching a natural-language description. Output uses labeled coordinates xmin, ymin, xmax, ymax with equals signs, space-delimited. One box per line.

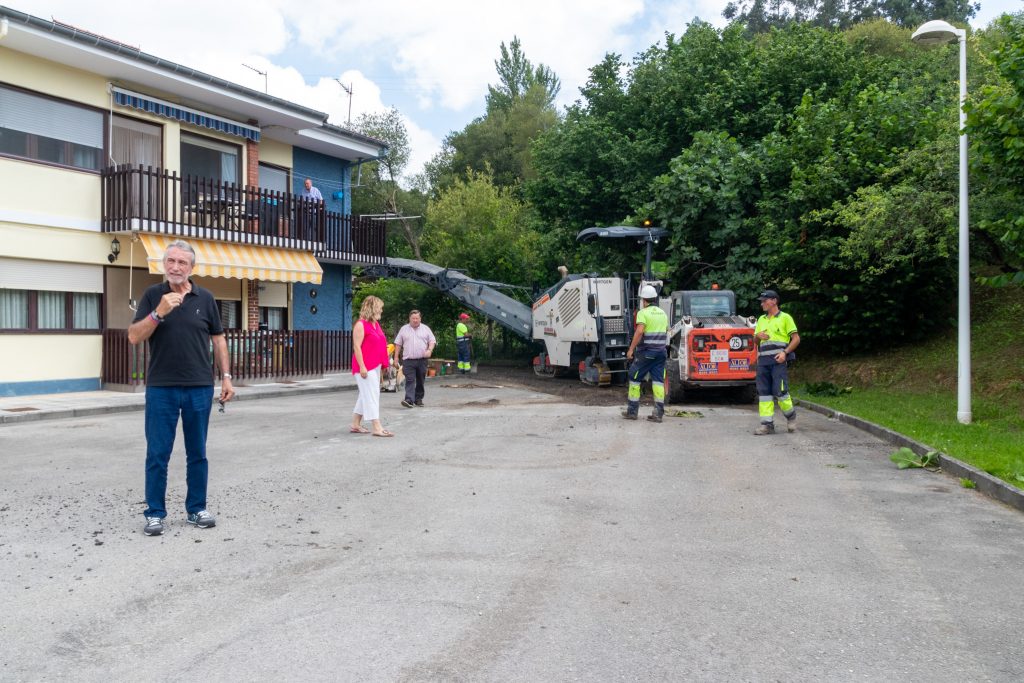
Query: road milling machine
xmin=365 ymin=225 xmax=757 ymax=401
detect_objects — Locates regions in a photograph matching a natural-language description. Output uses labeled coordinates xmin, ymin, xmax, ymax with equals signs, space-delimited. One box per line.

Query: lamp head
xmin=108 ymin=237 xmax=121 ymax=263
xmin=912 ymin=20 xmax=964 ymax=45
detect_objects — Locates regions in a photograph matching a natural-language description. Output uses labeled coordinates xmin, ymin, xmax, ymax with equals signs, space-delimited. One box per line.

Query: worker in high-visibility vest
xmin=753 ymin=289 xmax=800 ymax=435
xmin=623 ymin=284 xmax=669 ymax=422
xmin=455 ymin=313 xmax=472 ymax=374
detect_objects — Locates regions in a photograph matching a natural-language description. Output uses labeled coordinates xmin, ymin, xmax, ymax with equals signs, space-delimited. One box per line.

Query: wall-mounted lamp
xmin=108 ymin=237 xmax=121 ymax=263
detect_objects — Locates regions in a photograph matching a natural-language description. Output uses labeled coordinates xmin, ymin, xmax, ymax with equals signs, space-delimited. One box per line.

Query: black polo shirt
xmin=133 ymin=280 xmax=224 ymax=387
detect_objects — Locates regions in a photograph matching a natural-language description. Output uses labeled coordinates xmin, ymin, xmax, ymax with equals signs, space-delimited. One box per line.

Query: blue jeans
xmin=144 ymin=385 xmax=214 ymax=518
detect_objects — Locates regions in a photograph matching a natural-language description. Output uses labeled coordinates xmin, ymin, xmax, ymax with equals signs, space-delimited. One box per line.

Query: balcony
xmin=101 ymin=165 xmax=385 ymax=264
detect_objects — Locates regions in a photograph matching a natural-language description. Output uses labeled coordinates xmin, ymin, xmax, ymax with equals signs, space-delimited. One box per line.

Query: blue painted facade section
xmin=292 ymin=148 xmax=351 ymax=216
xmin=293 ymin=263 xmax=352 ymax=331
xmin=292 ymin=148 xmax=354 ymax=333
xmin=0 ymin=377 xmax=101 ymax=397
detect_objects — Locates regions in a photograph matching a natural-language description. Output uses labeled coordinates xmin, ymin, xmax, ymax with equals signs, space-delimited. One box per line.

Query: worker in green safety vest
xmin=753 ymin=289 xmax=800 ymax=435
xmin=455 ymin=313 xmax=472 ymax=374
xmin=622 ymin=284 xmax=669 ymax=422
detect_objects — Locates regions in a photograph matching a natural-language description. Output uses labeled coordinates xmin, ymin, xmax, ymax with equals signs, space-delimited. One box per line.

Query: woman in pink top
xmin=351 ymin=295 xmax=393 ymax=436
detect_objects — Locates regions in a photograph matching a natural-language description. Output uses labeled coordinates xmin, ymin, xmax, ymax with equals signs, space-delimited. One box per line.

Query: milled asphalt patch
xmin=797 ymin=397 xmax=1024 ymax=513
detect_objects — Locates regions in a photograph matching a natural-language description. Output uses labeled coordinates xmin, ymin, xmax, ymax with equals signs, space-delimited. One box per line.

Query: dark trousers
xmin=626 ymin=349 xmax=667 ymax=415
xmin=144 ymin=385 xmax=214 ymax=518
xmin=403 ymin=358 xmax=428 ymax=403
xmin=756 ymin=360 xmax=795 ymax=424
xmin=456 ymin=339 xmax=471 ymax=368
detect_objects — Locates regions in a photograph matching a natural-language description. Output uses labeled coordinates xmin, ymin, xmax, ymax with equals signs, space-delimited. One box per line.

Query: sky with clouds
xmin=18 ymin=0 xmax=1022 ymax=177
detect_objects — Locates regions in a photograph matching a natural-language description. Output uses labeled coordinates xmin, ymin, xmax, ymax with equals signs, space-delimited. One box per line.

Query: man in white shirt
xmin=299 ymin=178 xmax=324 ymax=241
xmin=393 ymin=310 xmax=436 ymax=408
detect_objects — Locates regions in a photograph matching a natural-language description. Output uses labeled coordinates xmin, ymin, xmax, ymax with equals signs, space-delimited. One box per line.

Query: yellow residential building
xmin=0 ymin=6 xmax=387 ymax=396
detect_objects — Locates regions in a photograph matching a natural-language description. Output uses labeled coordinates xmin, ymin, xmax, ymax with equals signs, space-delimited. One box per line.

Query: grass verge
xmin=792 ymin=284 xmax=1024 ymax=489
xmin=793 ymin=387 xmax=1024 ymax=486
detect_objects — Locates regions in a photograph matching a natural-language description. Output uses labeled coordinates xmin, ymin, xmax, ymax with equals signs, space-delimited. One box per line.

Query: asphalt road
xmin=2 ymin=380 xmax=1022 ymax=682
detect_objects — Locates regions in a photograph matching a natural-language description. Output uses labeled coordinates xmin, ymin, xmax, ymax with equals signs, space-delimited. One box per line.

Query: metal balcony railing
xmin=100 ymin=165 xmax=385 ymax=262
xmin=102 ymin=328 xmax=352 ymax=388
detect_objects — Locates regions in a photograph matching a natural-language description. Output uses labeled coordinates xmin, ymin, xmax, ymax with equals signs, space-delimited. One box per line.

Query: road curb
xmin=796 ymin=398 xmax=1024 ymax=513
xmin=0 ymin=383 xmax=356 ymax=426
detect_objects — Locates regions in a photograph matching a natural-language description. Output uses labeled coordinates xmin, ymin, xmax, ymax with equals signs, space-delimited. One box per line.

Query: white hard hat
xmin=639 ymin=284 xmax=658 ymax=299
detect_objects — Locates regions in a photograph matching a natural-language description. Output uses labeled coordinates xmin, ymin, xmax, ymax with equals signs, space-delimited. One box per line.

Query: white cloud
xmin=19 ymin=0 xmax=1017 ymax=180
xmin=278 ymin=0 xmax=653 ymax=112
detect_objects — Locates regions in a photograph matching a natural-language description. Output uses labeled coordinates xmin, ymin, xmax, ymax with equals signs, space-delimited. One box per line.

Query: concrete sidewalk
xmin=0 ymin=373 xmax=359 ymax=424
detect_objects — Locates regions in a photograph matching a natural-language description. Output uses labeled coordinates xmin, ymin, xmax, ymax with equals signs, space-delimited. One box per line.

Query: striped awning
xmin=112 ymin=87 xmax=260 ymax=142
xmin=138 ymin=235 xmax=322 ymax=284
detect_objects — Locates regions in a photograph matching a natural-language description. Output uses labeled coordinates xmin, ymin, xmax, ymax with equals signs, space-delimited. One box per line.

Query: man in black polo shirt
xmin=128 ymin=240 xmax=235 ymax=536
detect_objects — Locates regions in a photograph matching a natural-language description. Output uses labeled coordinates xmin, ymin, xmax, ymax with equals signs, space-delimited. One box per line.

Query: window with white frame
xmin=0 ymin=84 xmax=104 ymax=171
xmin=0 ymin=289 xmax=101 ymax=331
xmin=0 ymin=259 xmax=103 ymax=332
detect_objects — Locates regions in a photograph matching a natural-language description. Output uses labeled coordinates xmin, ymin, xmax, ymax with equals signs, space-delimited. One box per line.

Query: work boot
xmin=621 ymin=410 xmax=638 ymax=420
xmin=646 ymin=413 xmax=663 ymax=423
xmin=787 ymin=416 xmax=797 ymax=433
xmin=754 ymin=423 xmax=775 ymax=436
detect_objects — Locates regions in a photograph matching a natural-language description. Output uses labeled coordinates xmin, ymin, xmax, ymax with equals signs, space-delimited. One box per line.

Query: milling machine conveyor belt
xmin=363 ymin=257 xmax=534 ymax=339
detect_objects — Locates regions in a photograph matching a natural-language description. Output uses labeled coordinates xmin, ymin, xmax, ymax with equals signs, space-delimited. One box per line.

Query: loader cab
xmin=671 ymin=290 xmax=737 ymax=322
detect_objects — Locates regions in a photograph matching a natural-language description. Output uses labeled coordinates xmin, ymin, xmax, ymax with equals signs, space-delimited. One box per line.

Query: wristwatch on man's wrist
xmin=222 ymin=373 xmax=232 ymax=380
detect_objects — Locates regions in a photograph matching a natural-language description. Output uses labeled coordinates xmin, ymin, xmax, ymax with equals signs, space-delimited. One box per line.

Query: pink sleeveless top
xmin=353 ymin=318 xmax=389 ymax=374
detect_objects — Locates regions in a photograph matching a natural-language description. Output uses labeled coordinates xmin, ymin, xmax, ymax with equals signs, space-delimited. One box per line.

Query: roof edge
xmin=0 ymin=5 xmax=327 ymax=123
xmin=320 ymin=122 xmax=389 ymax=151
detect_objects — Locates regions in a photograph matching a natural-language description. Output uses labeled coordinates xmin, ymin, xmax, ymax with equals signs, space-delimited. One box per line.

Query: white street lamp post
xmin=912 ymin=20 xmax=971 ymax=425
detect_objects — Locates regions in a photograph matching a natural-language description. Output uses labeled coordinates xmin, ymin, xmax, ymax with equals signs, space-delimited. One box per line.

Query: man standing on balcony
xmin=393 ymin=310 xmax=436 ymax=408
xmin=300 ymin=178 xmax=324 ymax=241
xmin=128 ymin=240 xmax=235 ymax=536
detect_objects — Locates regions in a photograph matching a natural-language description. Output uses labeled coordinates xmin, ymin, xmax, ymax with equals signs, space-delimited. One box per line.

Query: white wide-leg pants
xmin=353 ymin=367 xmax=381 ymax=420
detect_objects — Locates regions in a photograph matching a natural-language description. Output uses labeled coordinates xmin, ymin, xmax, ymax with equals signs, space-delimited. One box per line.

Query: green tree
xmin=650 ymin=132 xmax=765 ymax=297
xmin=428 ymin=39 xmax=561 ymax=195
xmin=351 ymin=108 xmax=427 ymax=259
xmin=422 ymin=169 xmax=543 ymax=288
xmin=529 ymin=22 xmax=858 ymax=235
xmin=723 ymin=0 xmax=979 ymax=33
xmin=486 ymin=37 xmax=561 ymax=114
xmin=635 ymin=21 xmax=965 ymax=349
xmin=966 ymin=12 xmax=1024 ymax=286
xmin=430 ymin=91 xmax=557 ymax=192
